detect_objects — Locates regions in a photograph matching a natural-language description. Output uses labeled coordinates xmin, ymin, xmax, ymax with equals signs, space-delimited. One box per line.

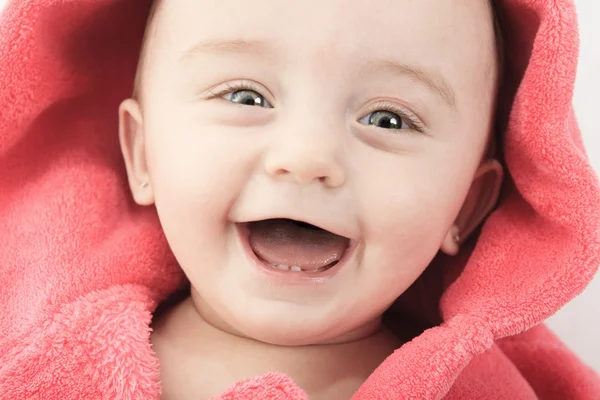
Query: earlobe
xmin=441 ymin=159 xmax=504 ymax=256
xmin=441 ymin=225 xmax=462 ymax=256
xmin=118 ymin=99 xmax=155 ymax=206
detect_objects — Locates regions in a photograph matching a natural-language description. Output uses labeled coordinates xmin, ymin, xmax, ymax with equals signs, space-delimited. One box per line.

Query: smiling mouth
xmin=242 ymin=218 xmax=351 ymax=273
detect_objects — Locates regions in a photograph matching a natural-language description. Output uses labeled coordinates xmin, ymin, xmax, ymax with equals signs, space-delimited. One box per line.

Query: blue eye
xmin=359 ymin=110 xmax=410 ymax=130
xmin=223 ymin=89 xmax=271 ymax=108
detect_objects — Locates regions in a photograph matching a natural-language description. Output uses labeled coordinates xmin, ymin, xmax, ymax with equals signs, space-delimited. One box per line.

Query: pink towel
xmin=1 ymin=0 xmax=599 ymax=398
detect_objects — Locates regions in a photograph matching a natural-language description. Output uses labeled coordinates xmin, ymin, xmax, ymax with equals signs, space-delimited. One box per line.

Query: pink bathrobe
xmin=1 ymin=0 xmax=599 ymax=398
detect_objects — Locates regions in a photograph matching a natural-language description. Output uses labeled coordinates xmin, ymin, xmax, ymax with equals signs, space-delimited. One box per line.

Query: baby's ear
xmin=118 ymin=99 xmax=155 ymax=206
xmin=441 ymin=159 xmax=504 ymax=256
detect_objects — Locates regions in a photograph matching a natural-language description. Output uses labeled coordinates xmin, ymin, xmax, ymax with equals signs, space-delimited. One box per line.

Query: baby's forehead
xmin=150 ymin=1 xmax=494 ymax=49
xmin=138 ymin=0 xmax=498 ymax=105
xmin=158 ymin=4 xmax=492 ymax=58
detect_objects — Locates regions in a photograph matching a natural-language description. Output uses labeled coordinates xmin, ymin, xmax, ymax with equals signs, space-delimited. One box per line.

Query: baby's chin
xmin=189 ymin=284 xmax=385 ymax=346
xmin=220 ymin=306 xmax=384 ymax=346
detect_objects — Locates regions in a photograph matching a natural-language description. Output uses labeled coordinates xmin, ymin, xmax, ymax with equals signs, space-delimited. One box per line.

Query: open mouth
xmin=240 ymin=218 xmax=351 ymax=274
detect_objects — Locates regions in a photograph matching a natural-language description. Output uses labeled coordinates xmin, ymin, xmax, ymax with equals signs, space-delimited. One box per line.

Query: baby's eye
xmin=359 ymin=110 xmax=410 ymax=130
xmin=223 ymin=89 xmax=272 ymax=108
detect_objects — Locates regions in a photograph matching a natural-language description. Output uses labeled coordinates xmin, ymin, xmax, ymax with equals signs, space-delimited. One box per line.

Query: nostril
xmin=274 ymin=168 xmax=290 ymax=176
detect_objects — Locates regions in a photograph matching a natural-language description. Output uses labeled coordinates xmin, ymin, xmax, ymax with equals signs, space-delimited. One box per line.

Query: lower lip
xmin=235 ymin=223 xmax=357 ymax=284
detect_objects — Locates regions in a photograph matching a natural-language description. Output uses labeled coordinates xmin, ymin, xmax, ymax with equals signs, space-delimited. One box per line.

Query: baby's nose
xmin=263 ymin=135 xmax=345 ymax=188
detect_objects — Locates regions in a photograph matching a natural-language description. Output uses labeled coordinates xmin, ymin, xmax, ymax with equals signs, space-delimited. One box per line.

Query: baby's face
xmin=121 ymin=0 xmax=500 ymax=345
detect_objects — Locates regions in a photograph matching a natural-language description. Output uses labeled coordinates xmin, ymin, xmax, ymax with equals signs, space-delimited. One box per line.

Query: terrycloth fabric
xmin=1 ymin=0 xmax=599 ymax=398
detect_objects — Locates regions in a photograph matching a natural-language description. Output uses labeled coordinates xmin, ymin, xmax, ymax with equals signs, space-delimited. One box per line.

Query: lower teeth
xmin=270 ymin=264 xmax=301 ymax=272
xmin=269 ymin=263 xmax=333 ymax=273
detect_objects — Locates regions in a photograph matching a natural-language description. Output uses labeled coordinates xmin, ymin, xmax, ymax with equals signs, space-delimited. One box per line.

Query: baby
xmin=118 ymin=0 xmax=504 ymax=398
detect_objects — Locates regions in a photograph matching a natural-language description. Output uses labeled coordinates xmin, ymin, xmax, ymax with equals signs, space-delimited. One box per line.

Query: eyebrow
xmin=368 ymin=60 xmax=457 ymax=109
xmin=180 ymin=39 xmax=275 ymax=62
xmin=181 ymin=39 xmax=457 ymax=109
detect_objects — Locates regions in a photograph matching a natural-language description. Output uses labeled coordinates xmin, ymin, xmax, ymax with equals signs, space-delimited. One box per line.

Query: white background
xmin=546 ymin=0 xmax=600 ymax=373
xmin=1 ymin=0 xmax=598 ymax=371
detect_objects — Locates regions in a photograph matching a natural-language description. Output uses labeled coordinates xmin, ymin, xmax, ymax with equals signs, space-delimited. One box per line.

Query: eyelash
xmin=206 ymin=81 xmax=267 ymax=102
xmin=362 ymin=101 xmax=426 ymax=133
xmin=206 ymin=81 xmax=427 ymax=134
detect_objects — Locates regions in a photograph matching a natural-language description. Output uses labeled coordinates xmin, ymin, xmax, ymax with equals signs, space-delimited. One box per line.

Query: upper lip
xmin=237 ymin=214 xmax=356 ymax=241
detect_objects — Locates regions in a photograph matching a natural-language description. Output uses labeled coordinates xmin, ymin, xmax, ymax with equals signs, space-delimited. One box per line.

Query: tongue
xmin=248 ymin=219 xmax=349 ymax=271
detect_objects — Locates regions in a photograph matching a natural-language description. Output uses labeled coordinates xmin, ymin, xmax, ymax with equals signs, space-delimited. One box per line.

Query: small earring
xmin=140 ymin=181 xmax=149 ymax=188
xmin=453 ymin=230 xmax=461 ymax=244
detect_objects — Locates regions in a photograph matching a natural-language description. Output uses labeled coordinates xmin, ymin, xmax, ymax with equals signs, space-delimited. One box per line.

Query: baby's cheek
xmin=144 ymin=130 xmax=251 ymax=271
xmin=357 ymin=175 xmax=452 ymax=275
xmin=147 ymin=121 xmax=256 ymax=207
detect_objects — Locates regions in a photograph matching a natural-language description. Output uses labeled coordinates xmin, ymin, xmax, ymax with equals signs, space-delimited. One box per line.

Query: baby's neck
xmin=151 ymin=296 xmax=403 ymax=400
